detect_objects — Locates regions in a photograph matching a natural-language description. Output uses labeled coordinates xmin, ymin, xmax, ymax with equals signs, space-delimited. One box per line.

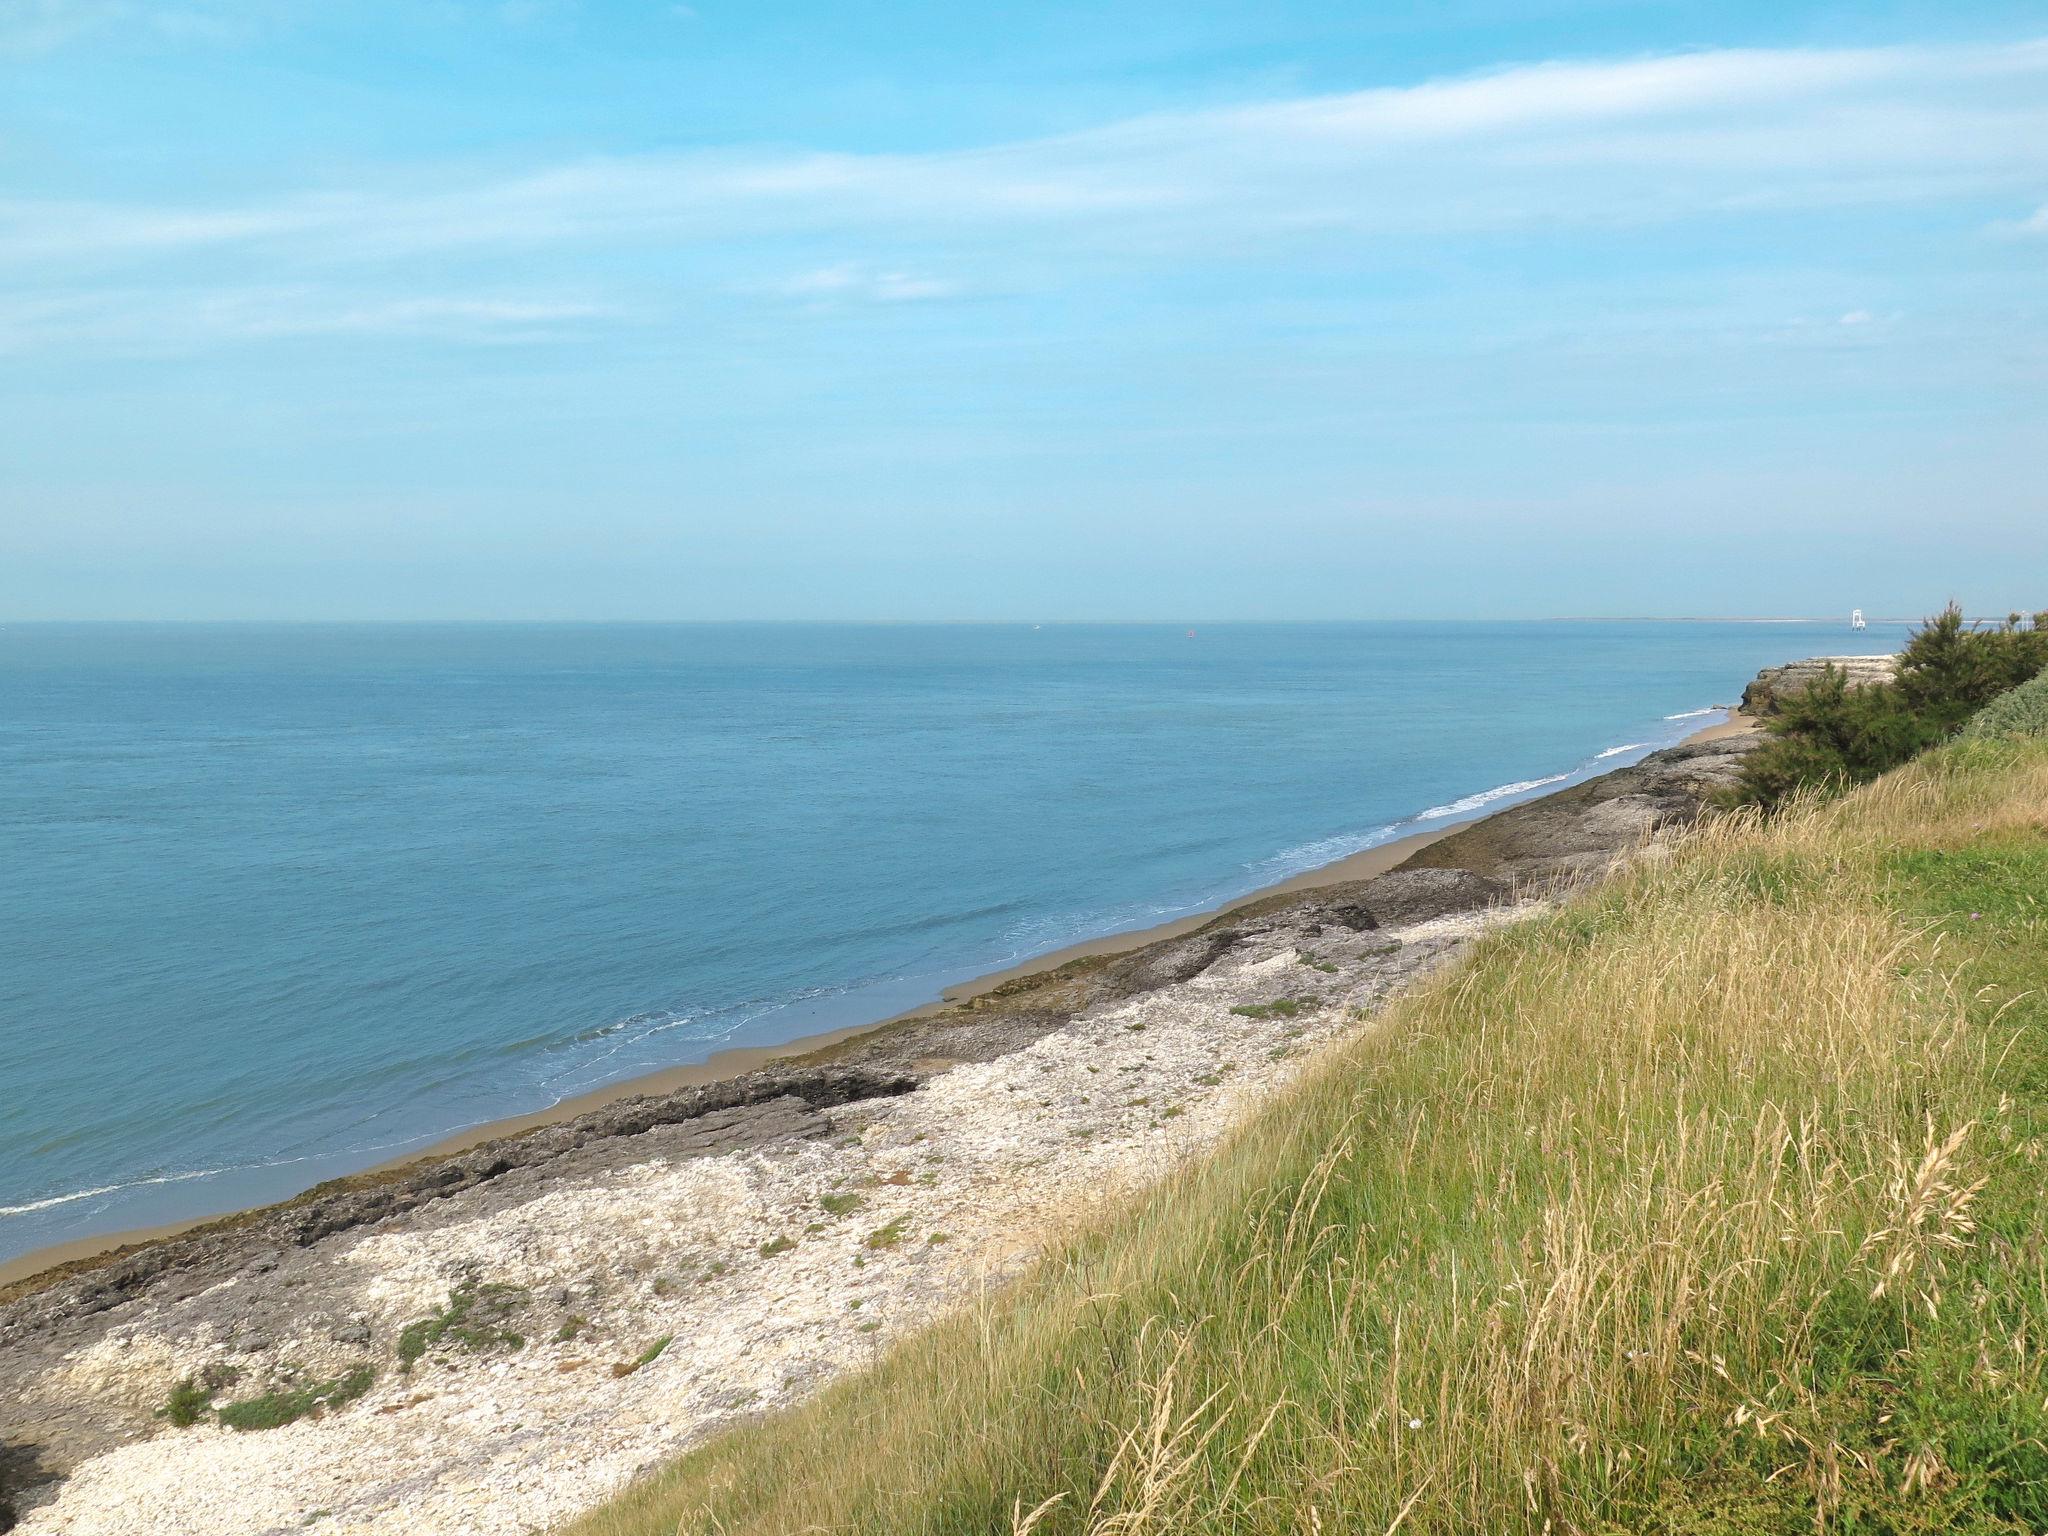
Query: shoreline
xmin=0 ymin=712 xmax=1743 ymax=1294
xmin=2 ymin=699 xmax=1780 ymax=1532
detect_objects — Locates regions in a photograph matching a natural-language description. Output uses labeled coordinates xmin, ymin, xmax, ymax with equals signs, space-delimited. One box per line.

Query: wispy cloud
xmin=0 ymin=0 xmax=566 ymax=54
xmin=6 ymin=37 xmax=2047 ymax=360
xmin=770 ymin=265 xmax=964 ymax=305
xmin=0 ymin=0 xmax=262 ymax=55
xmin=0 ymin=287 xmax=616 ymax=353
xmin=8 ymin=37 xmax=2048 ymax=271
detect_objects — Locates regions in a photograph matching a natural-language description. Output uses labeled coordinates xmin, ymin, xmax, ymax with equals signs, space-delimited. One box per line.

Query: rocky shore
xmin=0 ymin=696 xmax=1787 ymax=1536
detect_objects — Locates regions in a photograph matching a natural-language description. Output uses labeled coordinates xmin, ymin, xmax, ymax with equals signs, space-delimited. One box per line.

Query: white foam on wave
xmin=1247 ymin=825 xmax=1403 ymax=882
xmin=0 ymin=1166 xmax=231 ymax=1218
xmin=1595 ymin=742 xmax=1649 ymax=759
xmin=1417 ymin=773 xmax=1572 ymax=821
xmin=1664 ymin=707 xmax=1718 ymax=720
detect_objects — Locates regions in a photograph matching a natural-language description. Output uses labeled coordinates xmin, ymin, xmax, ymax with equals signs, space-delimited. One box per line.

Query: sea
xmin=0 ymin=619 xmax=1911 ymax=1265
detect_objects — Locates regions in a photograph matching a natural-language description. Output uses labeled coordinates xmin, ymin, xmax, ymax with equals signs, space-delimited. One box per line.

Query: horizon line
xmin=0 ymin=614 xmax=1926 ymax=627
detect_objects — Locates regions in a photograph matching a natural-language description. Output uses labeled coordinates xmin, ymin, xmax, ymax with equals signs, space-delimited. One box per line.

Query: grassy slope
xmin=562 ymin=740 xmax=2048 ymax=1536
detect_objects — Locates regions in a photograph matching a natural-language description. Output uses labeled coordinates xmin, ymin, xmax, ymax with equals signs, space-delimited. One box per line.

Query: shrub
xmin=216 ymin=1365 xmax=374 ymax=1432
xmin=160 ymin=1376 xmax=210 ymax=1428
xmin=395 ymin=1282 xmax=526 ymax=1370
xmin=1965 ymin=669 xmax=2048 ymax=741
xmin=1897 ymin=605 xmax=2048 ymax=722
xmin=1731 ymin=604 xmax=2048 ymax=807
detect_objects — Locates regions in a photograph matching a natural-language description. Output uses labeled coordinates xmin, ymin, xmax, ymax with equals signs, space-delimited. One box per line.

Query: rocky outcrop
xmin=1393 ymin=728 xmax=1763 ymax=889
xmin=1740 ymin=654 xmax=1897 ymax=715
xmin=0 ymin=1066 xmax=917 ymax=1337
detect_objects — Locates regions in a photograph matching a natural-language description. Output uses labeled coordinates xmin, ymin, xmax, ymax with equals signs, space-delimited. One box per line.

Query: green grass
xmin=216 ymin=1365 xmax=375 ymax=1432
xmin=396 ymin=1282 xmax=526 ymax=1370
xmin=564 ymin=738 xmax=2048 ymax=1536
xmin=819 ymin=1192 xmax=867 ymax=1217
xmin=759 ymin=1235 xmax=796 ymax=1257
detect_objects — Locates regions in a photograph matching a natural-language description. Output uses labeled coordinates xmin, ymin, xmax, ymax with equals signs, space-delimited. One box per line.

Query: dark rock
xmin=1353 ymin=868 xmax=1507 ymax=926
xmin=1099 ymin=928 xmax=1241 ymax=992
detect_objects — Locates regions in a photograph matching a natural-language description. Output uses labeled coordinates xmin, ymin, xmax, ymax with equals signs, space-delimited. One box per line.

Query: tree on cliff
xmin=1731 ymin=603 xmax=2048 ymax=808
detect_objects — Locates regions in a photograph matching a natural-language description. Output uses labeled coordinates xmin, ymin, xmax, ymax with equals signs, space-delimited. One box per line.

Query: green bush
xmin=215 ymin=1365 xmax=374 ymax=1431
xmin=1965 ymin=669 xmax=2048 ymax=742
xmin=160 ymin=1377 xmax=211 ymax=1428
xmin=396 ymin=1282 xmax=526 ymax=1370
xmin=1731 ymin=604 xmax=2048 ymax=807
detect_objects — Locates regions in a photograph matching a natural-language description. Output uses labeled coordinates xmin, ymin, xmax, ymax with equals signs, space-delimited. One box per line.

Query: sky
xmin=2 ymin=1 xmax=2044 ymax=620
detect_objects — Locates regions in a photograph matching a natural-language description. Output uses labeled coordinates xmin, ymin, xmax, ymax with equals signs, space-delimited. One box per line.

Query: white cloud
xmin=8 ymin=36 xmax=2048 ymax=270
xmin=1839 ymin=309 xmax=1873 ymax=325
xmin=772 ymin=265 xmax=963 ymax=304
xmin=0 ymin=287 xmax=616 ymax=353
xmin=1982 ymin=201 xmax=2048 ymax=237
xmin=1209 ymin=46 xmax=1912 ymax=142
xmin=6 ymin=36 xmax=2048 ymax=360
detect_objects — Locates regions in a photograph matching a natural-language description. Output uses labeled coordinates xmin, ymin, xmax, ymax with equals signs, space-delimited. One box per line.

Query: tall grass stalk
xmin=563 ymin=744 xmax=2048 ymax=1535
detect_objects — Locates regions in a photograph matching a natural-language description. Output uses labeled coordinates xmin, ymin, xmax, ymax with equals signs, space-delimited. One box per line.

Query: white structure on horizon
xmin=1851 ymin=608 xmax=1868 ymax=630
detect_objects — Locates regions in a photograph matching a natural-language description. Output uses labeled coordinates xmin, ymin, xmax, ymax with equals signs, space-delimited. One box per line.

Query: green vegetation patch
xmin=1228 ymin=996 xmax=1319 ymax=1020
xmin=1732 ymin=603 xmax=2048 ymax=807
xmin=816 ymin=1192 xmax=865 ymax=1217
xmin=610 ymin=1335 xmax=673 ymax=1378
xmin=758 ymin=1235 xmax=796 ymax=1257
xmin=160 ymin=1376 xmax=211 ymax=1428
xmin=1965 ymin=669 xmax=2048 ymax=742
xmin=396 ymin=1282 xmax=527 ymax=1370
xmin=217 ymin=1365 xmax=374 ymax=1432
xmin=863 ymin=1218 xmax=909 ymax=1250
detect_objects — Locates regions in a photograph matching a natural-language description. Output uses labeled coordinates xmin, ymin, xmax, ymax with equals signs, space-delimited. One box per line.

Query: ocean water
xmin=0 ymin=620 xmax=1908 ymax=1264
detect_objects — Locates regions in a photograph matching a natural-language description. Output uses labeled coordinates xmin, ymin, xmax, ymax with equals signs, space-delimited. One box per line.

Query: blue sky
xmin=2 ymin=1 xmax=2044 ymax=620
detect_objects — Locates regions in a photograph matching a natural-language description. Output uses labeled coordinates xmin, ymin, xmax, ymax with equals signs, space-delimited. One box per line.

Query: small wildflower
xmin=1406 ymin=1417 xmax=1423 ymax=1430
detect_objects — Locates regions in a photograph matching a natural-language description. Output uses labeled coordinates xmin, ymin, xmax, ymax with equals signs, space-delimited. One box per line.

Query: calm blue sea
xmin=0 ymin=620 xmax=1908 ymax=1263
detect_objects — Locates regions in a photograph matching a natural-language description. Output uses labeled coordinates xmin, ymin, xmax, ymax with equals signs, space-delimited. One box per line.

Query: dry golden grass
xmin=560 ymin=742 xmax=2048 ymax=1536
